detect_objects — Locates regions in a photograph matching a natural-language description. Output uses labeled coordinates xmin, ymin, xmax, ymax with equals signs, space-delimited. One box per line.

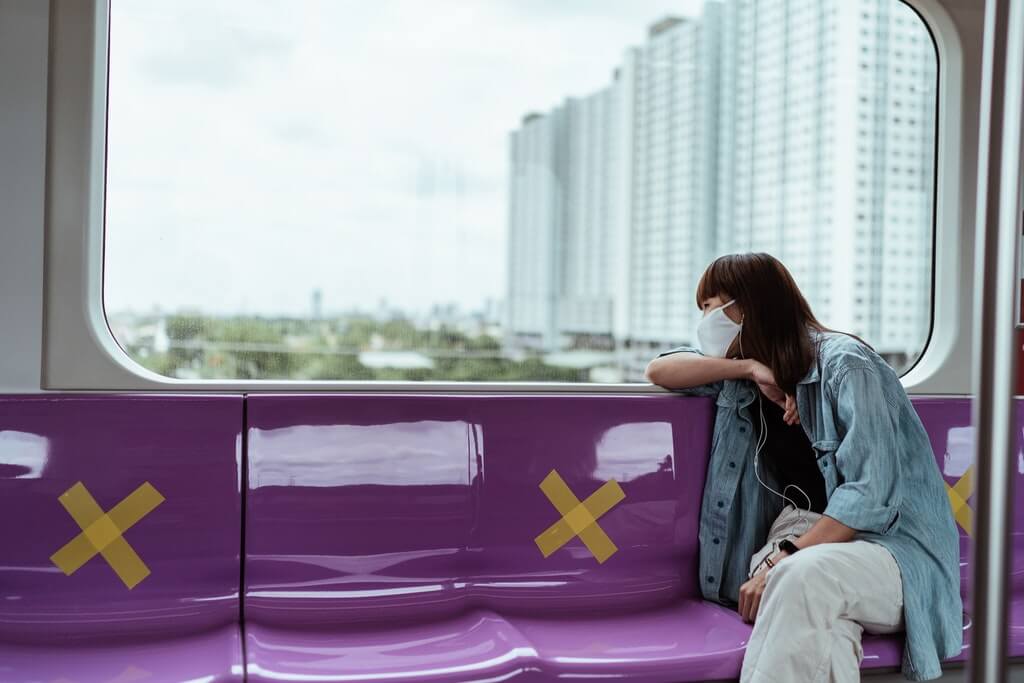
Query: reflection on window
xmin=105 ymin=0 xmax=937 ymax=381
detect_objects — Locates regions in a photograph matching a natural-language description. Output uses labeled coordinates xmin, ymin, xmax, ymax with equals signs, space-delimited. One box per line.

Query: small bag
xmin=747 ymin=504 xmax=823 ymax=578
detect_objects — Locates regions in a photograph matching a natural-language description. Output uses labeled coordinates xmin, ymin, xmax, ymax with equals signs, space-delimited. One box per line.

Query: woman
xmin=645 ymin=253 xmax=962 ymax=682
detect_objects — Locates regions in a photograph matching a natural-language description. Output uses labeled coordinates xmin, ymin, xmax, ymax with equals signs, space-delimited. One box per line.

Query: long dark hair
xmin=695 ymin=252 xmax=872 ymax=395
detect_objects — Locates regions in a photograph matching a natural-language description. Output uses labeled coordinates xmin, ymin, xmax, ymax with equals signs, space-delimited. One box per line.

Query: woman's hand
xmin=783 ymin=394 xmax=800 ymax=426
xmin=739 ymin=571 xmax=768 ymax=623
xmin=748 ymin=360 xmax=784 ymax=408
xmin=747 ymin=360 xmax=800 ymax=425
xmin=742 ymin=549 xmax=792 ymax=622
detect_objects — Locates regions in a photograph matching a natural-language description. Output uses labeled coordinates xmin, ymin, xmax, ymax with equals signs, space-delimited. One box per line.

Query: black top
xmin=755 ymin=396 xmax=828 ymax=514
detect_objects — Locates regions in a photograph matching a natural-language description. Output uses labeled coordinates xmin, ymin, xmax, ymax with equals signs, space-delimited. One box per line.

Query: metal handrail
xmin=969 ymin=1 xmax=1024 ymax=681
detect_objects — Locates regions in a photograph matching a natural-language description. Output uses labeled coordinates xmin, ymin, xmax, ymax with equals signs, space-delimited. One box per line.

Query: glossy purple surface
xmin=0 ymin=394 xmax=243 ymax=678
xmin=0 ymin=626 xmax=244 ymax=683
xmin=241 ymin=394 xmax=988 ymax=681
xmin=4 ymin=392 xmax=1023 ymax=681
xmin=246 ymin=395 xmax=713 ymax=630
xmin=247 ymin=601 xmax=749 ymax=683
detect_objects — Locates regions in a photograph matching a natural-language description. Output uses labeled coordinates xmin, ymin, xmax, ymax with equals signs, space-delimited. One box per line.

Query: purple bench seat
xmin=0 ymin=393 xmax=1006 ymax=680
xmin=244 ymin=395 xmax=988 ymax=681
xmin=0 ymin=626 xmax=244 ymax=683
xmin=247 ymin=601 xmax=969 ymax=682
xmin=247 ymin=601 xmax=748 ymax=682
xmin=0 ymin=396 xmax=245 ymax=682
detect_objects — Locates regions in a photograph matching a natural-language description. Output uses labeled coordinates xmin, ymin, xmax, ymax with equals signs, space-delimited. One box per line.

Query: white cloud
xmin=105 ymin=0 xmax=702 ymax=317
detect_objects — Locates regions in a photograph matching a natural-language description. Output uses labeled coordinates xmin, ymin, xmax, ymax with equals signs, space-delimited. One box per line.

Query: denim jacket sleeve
xmin=822 ymin=365 xmax=902 ymax=535
xmin=653 ymin=345 xmax=724 ymax=398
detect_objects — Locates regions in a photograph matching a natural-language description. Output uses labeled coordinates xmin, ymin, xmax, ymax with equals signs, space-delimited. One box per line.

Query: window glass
xmin=105 ymin=0 xmax=937 ymax=381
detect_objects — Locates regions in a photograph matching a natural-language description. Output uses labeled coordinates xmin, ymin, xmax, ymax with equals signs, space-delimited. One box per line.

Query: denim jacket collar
xmin=797 ymin=359 xmax=820 ymax=385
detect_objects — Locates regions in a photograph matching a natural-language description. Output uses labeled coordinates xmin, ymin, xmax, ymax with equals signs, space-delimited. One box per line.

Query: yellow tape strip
xmin=49 ymin=481 xmax=165 ymax=589
xmin=106 ymin=482 xmax=165 ymax=532
xmin=951 ymin=465 xmax=974 ymax=503
xmin=945 ymin=465 xmax=974 ymax=536
xmin=535 ymin=470 xmax=625 ymax=563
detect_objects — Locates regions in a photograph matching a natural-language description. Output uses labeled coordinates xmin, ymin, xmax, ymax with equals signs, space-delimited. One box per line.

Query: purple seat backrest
xmin=246 ymin=394 xmax=1018 ymax=633
xmin=246 ymin=394 xmax=715 ymax=627
xmin=0 ymin=395 xmax=242 ymax=643
xmin=910 ymin=398 xmax=1024 ymax=614
xmin=2 ymin=391 xmax=1013 ymax=671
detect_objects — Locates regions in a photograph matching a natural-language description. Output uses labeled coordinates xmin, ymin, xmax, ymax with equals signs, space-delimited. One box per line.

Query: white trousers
xmin=739 ymin=507 xmax=905 ymax=683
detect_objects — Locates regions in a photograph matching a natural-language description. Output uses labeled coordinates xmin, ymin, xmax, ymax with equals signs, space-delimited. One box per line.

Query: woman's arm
xmin=818 ymin=365 xmax=903 ymax=534
xmin=741 ymin=516 xmax=856 ymax=622
xmin=785 ymin=516 xmax=856 ymax=549
xmin=645 ymin=350 xmax=755 ymax=389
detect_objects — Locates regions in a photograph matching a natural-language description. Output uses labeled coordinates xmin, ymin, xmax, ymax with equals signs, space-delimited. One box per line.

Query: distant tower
xmin=715 ymin=0 xmax=936 ymax=359
xmin=312 ymin=288 xmax=323 ymax=320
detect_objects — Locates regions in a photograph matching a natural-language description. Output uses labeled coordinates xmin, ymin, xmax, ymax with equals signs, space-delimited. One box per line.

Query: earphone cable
xmin=740 ymin=324 xmax=813 ymax=535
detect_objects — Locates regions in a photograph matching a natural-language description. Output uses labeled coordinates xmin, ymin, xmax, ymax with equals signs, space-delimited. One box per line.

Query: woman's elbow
xmin=644 ymin=360 xmax=664 ymax=385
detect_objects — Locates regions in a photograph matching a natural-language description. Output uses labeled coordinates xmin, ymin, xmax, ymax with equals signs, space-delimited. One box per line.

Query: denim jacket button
xmin=717 ymin=500 xmax=724 ymax=508
xmin=713 ymin=537 xmax=720 ymax=544
xmin=739 ymin=425 xmax=747 ymax=433
xmin=729 ymin=461 xmax=736 ymax=468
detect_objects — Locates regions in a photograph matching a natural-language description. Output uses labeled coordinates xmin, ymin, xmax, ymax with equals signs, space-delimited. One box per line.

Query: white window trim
xmin=40 ymin=0 xmax=974 ymax=394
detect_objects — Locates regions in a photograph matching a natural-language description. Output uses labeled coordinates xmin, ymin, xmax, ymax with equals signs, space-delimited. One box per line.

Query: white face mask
xmin=697 ymin=299 xmax=742 ymax=357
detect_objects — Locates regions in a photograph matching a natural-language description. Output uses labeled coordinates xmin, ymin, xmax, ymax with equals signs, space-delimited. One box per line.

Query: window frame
xmin=42 ymin=0 xmax=968 ymax=394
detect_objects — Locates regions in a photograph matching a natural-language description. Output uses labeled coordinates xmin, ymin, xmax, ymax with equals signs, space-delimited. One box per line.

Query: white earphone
xmin=738 ymin=316 xmax=814 ymax=536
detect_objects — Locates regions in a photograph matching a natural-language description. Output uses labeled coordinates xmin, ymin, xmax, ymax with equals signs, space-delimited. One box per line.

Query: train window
xmin=103 ymin=0 xmax=937 ymax=383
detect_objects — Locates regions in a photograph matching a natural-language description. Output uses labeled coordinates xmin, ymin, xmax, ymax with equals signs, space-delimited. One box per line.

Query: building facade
xmin=622 ymin=9 xmax=723 ymax=374
xmin=506 ymin=0 xmax=936 ymax=377
xmin=506 ymin=110 xmax=567 ymax=351
xmin=716 ymin=0 xmax=936 ymax=367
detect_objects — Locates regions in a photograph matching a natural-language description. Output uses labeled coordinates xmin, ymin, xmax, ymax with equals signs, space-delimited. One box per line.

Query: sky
xmin=104 ymin=0 xmax=704 ymax=318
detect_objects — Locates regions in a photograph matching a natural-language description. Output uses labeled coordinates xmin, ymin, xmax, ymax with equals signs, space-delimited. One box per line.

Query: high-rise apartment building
xmin=506 ymin=9 xmax=722 ymax=358
xmin=506 ymin=0 xmax=936 ymax=373
xmin=506 ymin=80 xmax=627 ymax=352
xmin=622 ymin=8 xmax=722 ymax=365
xmin=506 ymin=109 xmax=567 ymax=351
xmin=716 ymin=0 xmax=936 ymax=363
xmin=558 ymin=85 xmax=623 ymax=349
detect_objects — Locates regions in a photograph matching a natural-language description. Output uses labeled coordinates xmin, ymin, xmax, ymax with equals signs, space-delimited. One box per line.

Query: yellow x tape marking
xmin=946 ymin=465 xmax=974 ymax=536
xmin=535 ymin=469 xmax=625 ymax=564
xmin=49 ymin=482 xmax=165 ymax=589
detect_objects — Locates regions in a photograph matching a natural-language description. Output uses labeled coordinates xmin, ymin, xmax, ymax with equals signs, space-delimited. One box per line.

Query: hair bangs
xmin=695 ymin=255 xmax=739 ymax=309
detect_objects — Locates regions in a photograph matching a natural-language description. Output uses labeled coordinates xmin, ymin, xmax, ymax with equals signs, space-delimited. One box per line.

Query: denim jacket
xmin=658 ymin=329 xmax=963 ymax=681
